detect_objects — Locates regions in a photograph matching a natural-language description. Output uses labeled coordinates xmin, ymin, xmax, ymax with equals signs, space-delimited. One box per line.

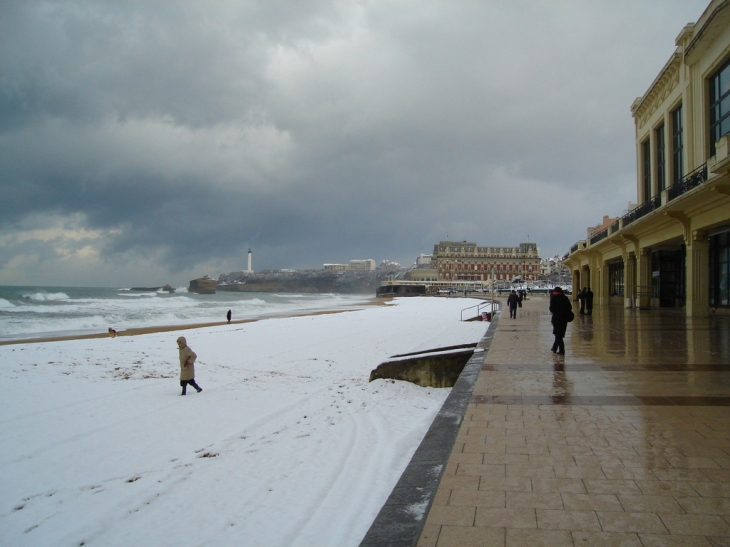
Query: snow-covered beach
xmin=0 ymin=296 xmax=489 ymax=547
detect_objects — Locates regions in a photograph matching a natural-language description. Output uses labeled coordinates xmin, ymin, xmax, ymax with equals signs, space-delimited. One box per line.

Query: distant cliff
xmin=217 ymin=269 xmax=405 ymax=294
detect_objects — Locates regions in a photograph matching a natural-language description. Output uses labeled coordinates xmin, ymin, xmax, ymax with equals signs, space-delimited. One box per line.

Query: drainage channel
xmin=359 ymin=310 xmax=501 ymax=547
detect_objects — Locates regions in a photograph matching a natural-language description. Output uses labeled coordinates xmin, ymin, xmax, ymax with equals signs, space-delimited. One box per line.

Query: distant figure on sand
xmin=177 ymin=336 xmax=202 ymax=395
xmin=549 ymin=287 xmax=573 ymax=355
xmin=227 ymin=309 xmax=232 ymax=324
xmin=108 ymin=327 xmax=117 ymax=338
xmin=507 ymin=290 xmax=520 ymax=319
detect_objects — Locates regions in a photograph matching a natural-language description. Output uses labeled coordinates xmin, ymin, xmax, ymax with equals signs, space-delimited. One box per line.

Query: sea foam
xmin=22 ymin=292 xmax=70 ymax=302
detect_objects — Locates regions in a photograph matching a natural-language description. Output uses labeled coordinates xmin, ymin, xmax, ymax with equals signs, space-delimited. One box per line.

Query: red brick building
xmin=431 ymin=241 xmax=540 ymax=282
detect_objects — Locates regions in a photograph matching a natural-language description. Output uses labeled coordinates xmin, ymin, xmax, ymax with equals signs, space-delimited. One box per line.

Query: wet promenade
xmin=418 ymin=296 xmax=730 ymax=547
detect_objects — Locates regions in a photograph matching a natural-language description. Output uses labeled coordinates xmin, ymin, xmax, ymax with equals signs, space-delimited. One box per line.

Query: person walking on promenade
xmin=177 ymin=336 xmax=202 ymax=395
xmin=549 ymin=286 xmax=574 ymax=355
xmin=585 ymin=287 xmax=594 ymax=315
xmin=507 ymin=290 xmax=520 ymax=319
xmin=226 ymin=309 xmax=232 ymax=324
xmin=578 ymin=287 xmax=587 ymax=315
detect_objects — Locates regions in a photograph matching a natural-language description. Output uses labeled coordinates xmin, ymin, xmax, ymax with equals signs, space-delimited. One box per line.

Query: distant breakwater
xmin=191 ymin=269 xmax=406 ymax=294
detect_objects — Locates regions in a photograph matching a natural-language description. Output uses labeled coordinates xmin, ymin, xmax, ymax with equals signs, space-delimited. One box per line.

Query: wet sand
xmin=0 ymin=296 xmax=392 ymax=347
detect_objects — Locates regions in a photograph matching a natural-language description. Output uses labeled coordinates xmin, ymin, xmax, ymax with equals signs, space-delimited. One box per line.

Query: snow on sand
xmin=0 ymin=297 xmax=489 ymax=547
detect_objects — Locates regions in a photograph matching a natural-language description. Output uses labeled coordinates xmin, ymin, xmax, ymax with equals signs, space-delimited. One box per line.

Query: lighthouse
xmin=243 ymin=248 xmax=253 ymax=274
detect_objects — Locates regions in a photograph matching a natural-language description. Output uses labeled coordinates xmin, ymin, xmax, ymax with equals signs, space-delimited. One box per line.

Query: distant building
xmin=540 ymin=256 xmax=571 ymax=277
xmin=405 ymin=268 xmax=439 ymax=282
xmin=415 ymin=254 xmax=433 ymax=268
xmin=349 ymin=259 xmax=376 ymax=271
xmin=323 ymin=264 xmax=348 ymax=271
xmin=587 ymin=216 xmax=620 ymax=239
xmin=431 ymin=241 xmax=540 ymax=282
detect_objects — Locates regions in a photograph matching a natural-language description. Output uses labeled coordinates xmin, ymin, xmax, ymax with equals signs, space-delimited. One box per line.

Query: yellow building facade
xmin=564 ymin=0 xmax=730 ymax=317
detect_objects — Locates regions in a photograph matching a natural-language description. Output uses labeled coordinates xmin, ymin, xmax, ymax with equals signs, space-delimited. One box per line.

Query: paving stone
xmin=361 ymin=298 xmax=730 ymax=547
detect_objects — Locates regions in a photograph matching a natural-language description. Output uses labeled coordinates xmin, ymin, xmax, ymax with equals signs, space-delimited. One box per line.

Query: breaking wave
xmin=21 ymin=292 xmax=70 ymax=302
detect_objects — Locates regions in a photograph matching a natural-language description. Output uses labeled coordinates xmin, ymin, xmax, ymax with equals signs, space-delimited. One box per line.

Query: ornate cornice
xmin=685 ymin=0 xmax=730 ymax=64
xmin=632 ymin=53 xmax=681 ymax=127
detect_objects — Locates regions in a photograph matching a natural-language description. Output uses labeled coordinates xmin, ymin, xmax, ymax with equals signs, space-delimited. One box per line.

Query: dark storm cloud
xmin=0 ymin=0 xmax=711 ymax=285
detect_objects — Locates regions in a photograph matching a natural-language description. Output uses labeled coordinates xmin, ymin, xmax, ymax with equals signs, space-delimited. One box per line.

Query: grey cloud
xmin=0 ymin=0 xmax=712 ymax=285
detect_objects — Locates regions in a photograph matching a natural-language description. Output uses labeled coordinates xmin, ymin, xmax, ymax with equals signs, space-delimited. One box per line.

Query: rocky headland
xmin=215 ymin=269 xmax=405 ymax=294
xmin=188 ymin=276 xmax=218 ymax=294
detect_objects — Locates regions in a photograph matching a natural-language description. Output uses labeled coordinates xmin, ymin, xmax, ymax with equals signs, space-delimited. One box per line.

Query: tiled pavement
xmin=417 ymin=297 xmax=730 ymax=547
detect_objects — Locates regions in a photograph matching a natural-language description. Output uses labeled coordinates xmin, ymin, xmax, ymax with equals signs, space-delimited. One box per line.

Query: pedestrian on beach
xmin=507 ymin=290 xmax=520 ymax=319
xmin=585 ymin=287 xmax=594 ymax=315
xmin=578 ymin=287 xmax=587 ymax=315
xmin=226 ymin=309 xmax=232 ymax=324
xmin=549 ymin=286 xmax=574 ymax=355
xmin=177 ymin=336 xmax=202 ymax=395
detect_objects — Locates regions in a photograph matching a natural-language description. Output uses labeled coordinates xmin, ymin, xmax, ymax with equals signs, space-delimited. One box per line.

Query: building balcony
xmin=566 ymin=162 xmax=710 ymax=258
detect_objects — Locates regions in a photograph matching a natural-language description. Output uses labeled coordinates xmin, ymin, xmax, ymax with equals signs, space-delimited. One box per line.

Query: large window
xmin=672 ymin=105 xmax=684 ymax=184
xmin=642 ymin=139 xmax=651 ymax=202
xmin=710 ymin=59 xmax=730 ymax=156
xmin=710 ymin=230 xmax=730 ymax=308
xmin=608 ymin=261 xmax=624 ymax=297
xmin=656 ymin=123 xmax=666 ymax=191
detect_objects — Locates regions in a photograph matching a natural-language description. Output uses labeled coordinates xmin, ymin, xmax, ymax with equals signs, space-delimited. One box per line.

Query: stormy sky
xmin=0 ymin=0 xmax=710 ymax=287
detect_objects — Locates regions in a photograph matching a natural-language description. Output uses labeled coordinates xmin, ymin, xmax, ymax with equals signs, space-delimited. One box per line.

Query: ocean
xmin=0 ymin=286 xmax=372 ymax=342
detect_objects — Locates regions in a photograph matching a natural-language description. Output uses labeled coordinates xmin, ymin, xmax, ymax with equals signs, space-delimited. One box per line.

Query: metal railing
xmin=667 ymin=164 xmax=708 ymax=202
xmin=633 ymin=285 xmax=656 ymax=310
xmin=589 ymin=228 xmax=608 ymax=245
xmin=622 ymin=194 xmax=662 ymax=228
xmin=460 ymin=301 xmax=494 ymax=321
xmin=566 ymin=163 xmax=709 ymax=255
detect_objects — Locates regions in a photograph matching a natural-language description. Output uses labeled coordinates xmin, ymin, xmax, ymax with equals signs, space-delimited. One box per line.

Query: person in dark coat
xmin=549 ymin=286 xmax=573 ymax=355
xmin=226 ymin=309 xmax=232 ymax=324
xmin=507 ymin=290 xmax=520 ymax=319
xmin=585 ymin=287 xmax=594 ymax=315
xmin=578 ymin=287 xmax=587 ymax=315
xmin=177 ymin=336 xmax=202 ymax=395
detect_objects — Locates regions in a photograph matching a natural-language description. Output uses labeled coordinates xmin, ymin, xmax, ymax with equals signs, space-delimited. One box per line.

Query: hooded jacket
xmin=177 ymin=336 xmax=197 ymax=381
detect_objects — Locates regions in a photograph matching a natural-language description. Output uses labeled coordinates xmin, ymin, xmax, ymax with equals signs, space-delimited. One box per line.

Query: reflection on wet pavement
xmin=418 ymin=297 xmax=730 ymax=546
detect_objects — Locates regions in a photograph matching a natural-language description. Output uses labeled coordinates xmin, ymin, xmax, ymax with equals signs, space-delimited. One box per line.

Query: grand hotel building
xmin=564 ymin=0 xmax=730 ymax=316
xmin=432 ymin=241 xmax=540 ymax=282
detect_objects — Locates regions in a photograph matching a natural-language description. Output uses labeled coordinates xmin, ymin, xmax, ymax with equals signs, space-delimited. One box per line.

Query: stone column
xmin=580 ymin=266 xmax=590 ymax=292
xmin=686 ymin=230 xmax=709 ymax=317
xmin=572 ymin=269 xmax=580 ymax=300
xmin=589 ymin=255 xmax=599 ymax=297
xmin=600 ymin=260 xmax=610 ymax=305
xmin=625 ymin=252 xmax=636 ymax=308
xmin=638 ymin=248 xmax=652 ymax=308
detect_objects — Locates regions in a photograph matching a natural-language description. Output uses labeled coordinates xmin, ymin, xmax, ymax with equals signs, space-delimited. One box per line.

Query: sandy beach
xmin=0 ymin=296 xmax=489 ymax=547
